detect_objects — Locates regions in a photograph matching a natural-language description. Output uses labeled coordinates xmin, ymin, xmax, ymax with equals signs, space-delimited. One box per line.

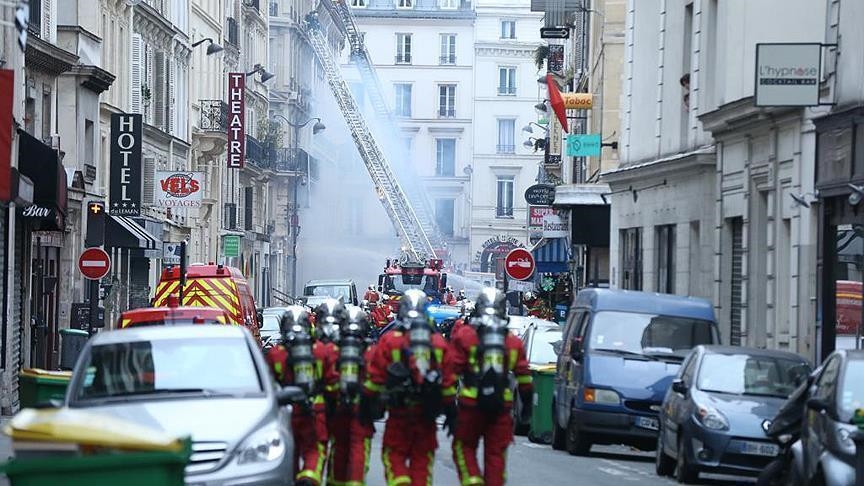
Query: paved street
xmin=364 ymin=424 xmax=756 ymax=486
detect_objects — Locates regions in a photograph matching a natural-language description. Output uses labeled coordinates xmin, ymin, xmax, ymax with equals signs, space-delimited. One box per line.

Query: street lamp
xmin=191 ymin=37 xmax=224 ymax=55
xmin=522 ymin=122 xmax=548 ymax=134
xmin=246 ymin=63 xmax=275 ymax=83
xmin=272 ymin=114 xmax=326 ymax=296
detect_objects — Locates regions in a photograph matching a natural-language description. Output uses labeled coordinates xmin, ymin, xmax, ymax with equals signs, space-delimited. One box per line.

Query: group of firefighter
xmin=265 ymin=287 xmax=533 ymax=486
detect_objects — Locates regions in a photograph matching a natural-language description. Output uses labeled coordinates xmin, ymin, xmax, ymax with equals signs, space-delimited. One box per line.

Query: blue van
xmin=552 ymin=288 xmax=720 ymax=455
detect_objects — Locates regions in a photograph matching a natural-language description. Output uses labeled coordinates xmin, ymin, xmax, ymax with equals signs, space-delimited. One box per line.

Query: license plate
xmin=635 ymin=416 xmax=659 ymax=430
xmin=736 ymin=441 xmax=779 ymax=457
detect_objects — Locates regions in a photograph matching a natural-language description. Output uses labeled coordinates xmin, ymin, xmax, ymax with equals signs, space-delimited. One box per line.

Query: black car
xmin=261 ymin=307 xmax=290 ymax=349
xmin=656 ymin=345 xmax=810 ymax=483
xmin=792 ymin=349 xmax=864 ymax=486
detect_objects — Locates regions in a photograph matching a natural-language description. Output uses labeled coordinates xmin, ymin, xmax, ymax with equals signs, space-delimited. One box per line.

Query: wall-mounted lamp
xmin=246 ymin=63 xmax=275 ymax=82
xmin=849 ymin=183 xmax=864 ymax=206
xmin=191 ymin=38 xmax=224 ymax=55
xmin=522 ymin=122 xmax=548 ymax=134
xmin=790 ymin=192 xmax=819 ymax=208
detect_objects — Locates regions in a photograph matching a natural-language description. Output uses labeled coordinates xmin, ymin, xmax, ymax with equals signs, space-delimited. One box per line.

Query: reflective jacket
xmin=450 ymin=323 xmax=532 ymax=409
xmin=363 ymin=329 xmax=457 ymax=409
xmin=266 ymin=341 xmax=339 ymax=410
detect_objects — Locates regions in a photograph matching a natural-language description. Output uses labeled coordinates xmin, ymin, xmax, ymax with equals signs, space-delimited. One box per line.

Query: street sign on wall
xmin=524 ymin=184 xmax=556 ymax=206
xmin=540 ymin=27 xmax=569 ymax=39
xmin=547 ymin=115 xmax=563 ymax=165
xmin=566 ymin=134 xmax=602 ymax=157
xmin=223 ymin=235 xmax=240 ymax=257
xmin=109 ymin=113 xmax=143 ymax=216
xmin=227 ymin=73 xmax=245 ymax=169
xmin=754 ymin=43 xmax=821 ymax=107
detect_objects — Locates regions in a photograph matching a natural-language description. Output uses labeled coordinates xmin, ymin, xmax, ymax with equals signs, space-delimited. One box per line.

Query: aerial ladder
xmin=303 ymin=14 xmax=436 ymax=263
xmin=311 ymin=3 xmax=448 ymax=257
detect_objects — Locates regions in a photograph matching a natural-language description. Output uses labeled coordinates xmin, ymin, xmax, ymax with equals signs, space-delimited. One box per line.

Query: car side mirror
xmin=570 ymin=337 xmax=583 ymax=361
xmin=806 ymin=397 xmax=837 ymax=419
xmin=671 ymin=378 xmax=688 ymax=395
xmin=277 ymin=386 xmax=307 ymax=407
xmin=552 ymin=340 xmax=563 ymax=356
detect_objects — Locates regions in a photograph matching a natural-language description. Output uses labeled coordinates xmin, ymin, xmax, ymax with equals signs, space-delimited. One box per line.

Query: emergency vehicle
xmin=119 ymin=296 xmax=230 ymax=329
xmin=377 ymin=258 xmax=448 ymax=311
xmin=152 ymin=263 xmax=261 ymax=342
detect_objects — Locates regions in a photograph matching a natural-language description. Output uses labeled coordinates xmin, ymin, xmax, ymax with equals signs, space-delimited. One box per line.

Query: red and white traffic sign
xmin=78 ymin=248 xmax=111 ymax=280
xmin=505 ymin=248 xmax=535 ymax=281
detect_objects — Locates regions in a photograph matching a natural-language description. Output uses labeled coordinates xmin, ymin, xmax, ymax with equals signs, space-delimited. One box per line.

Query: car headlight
xmin=695 ymin=404 xmax=729 ymax=431
xmin=583 ymin=388 xmax=621 ymax=405
xmin=236 ymin=424 xmax=286 ymax=465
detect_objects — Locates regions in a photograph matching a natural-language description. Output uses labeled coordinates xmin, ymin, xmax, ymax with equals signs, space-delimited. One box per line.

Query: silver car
xmin=63 ymin=325 xmax=303 ymax=485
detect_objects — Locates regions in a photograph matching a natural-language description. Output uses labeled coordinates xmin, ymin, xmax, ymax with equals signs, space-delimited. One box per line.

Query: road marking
xmin=597 ymin=467 xmax=639 ymax=480
xmin=521 ymin=442 xmax=547 ymax=449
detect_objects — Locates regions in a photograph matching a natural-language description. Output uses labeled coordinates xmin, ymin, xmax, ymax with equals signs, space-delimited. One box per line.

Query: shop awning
xmin=17 ymin=129 xmax=67 ymax=231
xmin=106 ymin=215 xmax=159 ymax=250
xmin=554 ymin=184 xmax=611 ymax=247
xmin=533 ymin=238 xmax=571 ymax=274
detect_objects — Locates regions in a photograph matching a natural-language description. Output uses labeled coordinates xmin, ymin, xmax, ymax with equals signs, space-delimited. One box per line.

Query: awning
xmin=17 ymin=129 xmax=67 ymax=231
xmin=554 ymin=184 xmax=611 ymax=247
xmin=106 ymin=215 xmax=159 ymax=250
xmin=532 ymin=238 xmax=571 ymax=274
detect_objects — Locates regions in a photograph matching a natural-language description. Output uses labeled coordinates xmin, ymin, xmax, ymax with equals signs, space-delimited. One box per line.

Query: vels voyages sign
xmin=109 ymin=113 xmax=143 ymax=216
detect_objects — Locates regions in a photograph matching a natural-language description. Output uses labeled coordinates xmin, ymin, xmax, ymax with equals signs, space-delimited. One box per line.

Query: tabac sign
xmin=109 ymin=113 xmax=142 ymax=216
xmin=227 ymin=73 xmax=245 ymax=169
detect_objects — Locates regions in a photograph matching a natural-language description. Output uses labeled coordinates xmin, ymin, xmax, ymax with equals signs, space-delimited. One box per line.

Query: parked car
xmin=303 ymin=279 xmax=359 ymax=307
xmin=507 ymin=315 xmax=558 ymax=337
xmin=118 ymin=301 xmax=230 ymax=329
xmin=655 ymin=345 xmax=811 ymax=483
xmin=514 ymin=322 xmax=562 ymax=435
xmin=261 ymin=307 xmax=290 ymax=350
xmin=792 ymin=349 xmax=864 ymax=486
xmin=553 ymin=288 xmax=721 ymax=455
xmin=63 ymin=325 xmax=305 ymax=484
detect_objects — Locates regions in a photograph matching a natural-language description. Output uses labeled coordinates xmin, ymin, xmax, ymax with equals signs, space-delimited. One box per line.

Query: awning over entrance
xmin=554 ymin=184 xmax=611 ymax=247
xmin=17 ymin=129 xmax=67 ymax=231
xmin=532 ymin=238 xmax=570 ymax=274
xmin=106 ymin=215 xmax=159 ymax=249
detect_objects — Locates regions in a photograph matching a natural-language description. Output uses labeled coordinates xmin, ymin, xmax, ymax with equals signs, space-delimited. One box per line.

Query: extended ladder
xmin=325 ymin=2 xmax=447 ymax=255
xmin=303 ymin=16 xmax=436 ymax=262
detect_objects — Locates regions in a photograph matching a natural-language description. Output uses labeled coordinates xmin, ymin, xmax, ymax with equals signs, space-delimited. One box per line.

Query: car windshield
xmin=840 ymin=360 xmax=864 ymax=421
xmin=529 ymin=329 xmax=562 ymax=365
xmin=384 ymin=275 xmax=439 ymax=294
xmin=305 ymin=285 xmax=351 ymax=300
xmin=587 ymin=311 xmax=715 ymax=358
xmin=697 ymin=353 xmax=810 ymax=398
xmin=73 ymin=337 xmax=262 ymax=403
xmin=261 ymin=314 xmax=281 ymax=332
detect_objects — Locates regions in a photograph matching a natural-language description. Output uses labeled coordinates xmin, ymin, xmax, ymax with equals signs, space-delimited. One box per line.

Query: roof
xmin=92 ymin=325 xmax=247 ymax=345
xmin=573 ymin=288 xmax=715 ymax=321
xmin=120 ymin=306 xmax=228 ymax=323
xmin=304 ymin=279 xmax=355 ymax=286
xmin=161 ymin=263 xmax=245 ymax=280
xmin=700 ymin=345 xmax=809 ymax=362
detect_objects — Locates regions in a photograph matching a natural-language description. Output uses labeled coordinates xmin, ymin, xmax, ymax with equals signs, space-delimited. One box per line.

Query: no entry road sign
xmin=78 ymin=248 xmax=111 ymax=280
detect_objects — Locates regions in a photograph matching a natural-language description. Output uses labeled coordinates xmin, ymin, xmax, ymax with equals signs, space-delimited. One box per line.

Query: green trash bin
xmin=529 ymin=368 xmax=556 ymax=444
xmin=18 ymin=369 xmax=72 ymax=408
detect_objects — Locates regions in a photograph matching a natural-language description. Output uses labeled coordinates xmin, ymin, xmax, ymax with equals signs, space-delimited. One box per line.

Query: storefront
xmin=815 ymin=107 xmax=864 ymax=361
xmin=531 ymin=238 xmax=573 ymax=322
xmin=17 ymin=130 xmax=67 ymax=369
xmin=104 ymin=215 xmax=160 ymax=326
xmin=554 ymin=184 xmax=610 ymax=288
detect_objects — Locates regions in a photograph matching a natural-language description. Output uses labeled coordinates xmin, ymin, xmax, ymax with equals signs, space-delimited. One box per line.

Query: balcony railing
xmin=498 ymin=86 xmax=517 ymax=95
xmin=496 ymin=144 xmax=515 ymax=154
xmin=246 ymin=135 xmax=270 ymax=169
xmin=226 ymin=18 xmax=239 ymax=47
xmin=439 ymin=55 xmax=456 ymax=65
xmin=199 ymin=100 xmax=227 ymax=132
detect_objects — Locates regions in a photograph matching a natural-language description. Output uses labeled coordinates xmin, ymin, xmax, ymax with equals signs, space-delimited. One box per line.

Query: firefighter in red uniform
xmin=327 ymin=307 xmax=376 ymax=485
xmin=265 ymin=306 xmax=337 ymax=486
xmin=370 ymin=302 xmax=391 ymax=329
xmin=450 ymin=288 xmax=533 ymax=486
xmin=314 ymin=299 xmax=347 ymax=438
xmin=361 ymin=289 xmax=457 ymax=486
xmin=364 ymin=285 xmax=380 ymax=304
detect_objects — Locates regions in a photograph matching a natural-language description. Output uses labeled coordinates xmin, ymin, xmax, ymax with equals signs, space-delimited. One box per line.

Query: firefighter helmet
xmin=315 ymin=298 xmax=347 ymax=342
xmin=472 ymin=287 xmax=508 ymax=320
xmin=343 ymin=306 xmax=370 ymax=337
xmin=279 ymin=305 xmax=313 ymax=339
xmin=397 ymin=288 xmax=428 ymax=321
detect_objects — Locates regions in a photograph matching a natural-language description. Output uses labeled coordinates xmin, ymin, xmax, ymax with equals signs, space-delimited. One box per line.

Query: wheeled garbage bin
xmin=17 ymin=369 xmax=72 ymax=408
xmin=59 ymin=329 xmax=89 ymax=370
xmin=529 ymin=366 xmax=556 ymax=444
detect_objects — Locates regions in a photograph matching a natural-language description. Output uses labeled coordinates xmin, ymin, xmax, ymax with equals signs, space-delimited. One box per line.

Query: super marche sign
xmin=109 ymin=114 xmax=143 ymax=216
xmin=755 ymin=43 xmax=821 ymax=107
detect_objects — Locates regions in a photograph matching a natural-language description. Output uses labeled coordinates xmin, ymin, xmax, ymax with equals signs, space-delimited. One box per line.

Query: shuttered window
xmin=621 ymin=227 xmax=643 ymax=290
xmin=142 ymin=157 xmax=155 ymax=205
xmin=154 ymin=51 xmax=166 ymax=130
xmin=729 ymin=217 xmax=744 ymax=346
xmin=42 ymin=0 xmax=52 ymax=42
xmin=244 ymin=187 xmax=253 ymax=231
xmin=130 ymin=34 xmax=143 ymax=113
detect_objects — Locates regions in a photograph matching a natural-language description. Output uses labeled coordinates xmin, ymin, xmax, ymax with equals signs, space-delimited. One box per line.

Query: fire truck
xmin=377 ymin=258 xmax=448 ymax=308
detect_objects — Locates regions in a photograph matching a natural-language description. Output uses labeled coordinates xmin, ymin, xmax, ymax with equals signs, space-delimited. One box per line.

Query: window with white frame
xmin=496 ymin=119 xmax=515 ymax=154
xmin=500 ymin=20 xmax=516 ymax=39
xmin=351 ymin=0 xmax=366 ymax=6
xmin=439 ymin=0 xmax=458 ymax=8
xmin=440 ymin=34 xmax=456 ymax=64
xmin=394 ymin=83 xmax=412 ymax=117
xmin=435 ymin=139 xmax=456 ymax=176
xmin=435 ymin=199 xmax=455 ymax=236
xmin=496 ymin=177 xmax=514 ymax=217
xmin=498 ymin=67 xmax=516 ymax=95
xmin=438 ymin=84 xmax=456 ymax=117
xmin=396 ymin=34 xmax=412 ymax=63
xmin=398 ymin=0 xmax=413 ymax=8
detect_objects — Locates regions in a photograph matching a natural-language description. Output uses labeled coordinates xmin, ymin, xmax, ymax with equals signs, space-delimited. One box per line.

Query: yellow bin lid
xmin=4 ymin=408 xmax=185 ymax=452
xmin=19 ymin=368 xmax=73 ymax=379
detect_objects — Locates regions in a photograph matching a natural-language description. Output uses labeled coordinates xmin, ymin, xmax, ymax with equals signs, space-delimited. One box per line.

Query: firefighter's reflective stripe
xmin=364 ymin=379 xmax=384 ymax=393
xmin=121 ymin=318 xmax=132 ymax=328
xmin=516 ymin=374 xmax=532 ymax=385
xmin=459 ymin=385 xmax=513 ymax=402
xmin=467 ymin=346 xmax=477 ymax=367
xmin=153 ymin=280 xmax=180 ymax=305
xmin=433 ymin=348 xmax=443 ymax=365
xmin=508 ymin=349 xmax=518 ymax=369
xmin=442 ymin=385 xmax=457 ymax=397
xmin=391 ymin=349 xmax=401 ymax=363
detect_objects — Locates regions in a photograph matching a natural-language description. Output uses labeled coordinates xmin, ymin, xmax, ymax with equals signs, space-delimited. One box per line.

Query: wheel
xmin=655 ymin=425 xmax=675 ymax=477
xmin=755 ymin=458 xmax=785 ymax=486
xmin=565 ymin=410 xmax=591 ymax=456
xmin=513 ymin=394 xmax=529 ymax=436
xmin=551 ymin=400 xmax=566 ymax=451
xmin=675 ymin=435 xmax=699 ymax=484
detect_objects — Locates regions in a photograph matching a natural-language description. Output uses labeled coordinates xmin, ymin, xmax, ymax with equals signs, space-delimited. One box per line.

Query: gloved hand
xmin=359 ymin=393 xmax=383 ymax=424
xmin=519 ymin=390 xmax=533 ymax=425
xmin=443 ymin=403 xmax=458 ymax=437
